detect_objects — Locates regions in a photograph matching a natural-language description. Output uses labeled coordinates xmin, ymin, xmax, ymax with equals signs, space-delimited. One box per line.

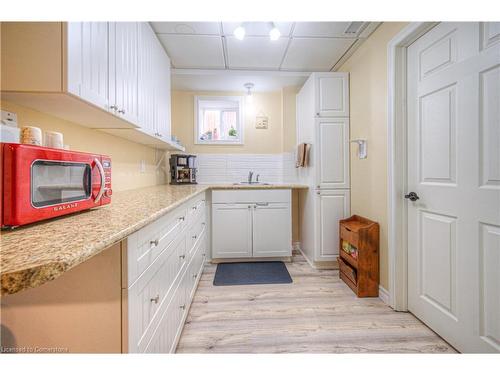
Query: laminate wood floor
xmin=176 ymin=252 xmax=456 ymax=353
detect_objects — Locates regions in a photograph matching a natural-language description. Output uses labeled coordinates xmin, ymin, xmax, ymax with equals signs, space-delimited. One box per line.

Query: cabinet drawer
xmin=340 ymin=225 xmax=358 ymax=248
xmin=338 ymin=256 xmax=357 ymax=284
xmin=125 ymin=205 xmax=187 ymax=286
xmin=143 ymin=280 xmax=184 ymax=353
xmin=212 ymin=189 xmax=291 ymax=204
xmin=186 ymin=195 xmax=206 ymax=226
xmin=127 ymin=234 xmax=186 ymax=353
xmin=187 ymin=215 xmax=207 ymax=258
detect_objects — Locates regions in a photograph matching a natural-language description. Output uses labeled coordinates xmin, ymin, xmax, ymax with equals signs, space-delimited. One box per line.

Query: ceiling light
xmin=234 ymin=25 xmax=246 ymax=40
xmin=269 ymin=23 xmax=281 ymax=41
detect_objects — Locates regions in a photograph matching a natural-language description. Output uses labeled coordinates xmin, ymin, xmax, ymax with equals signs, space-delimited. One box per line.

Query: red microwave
xmin=1 ymin=143 xmax=112 ymax=228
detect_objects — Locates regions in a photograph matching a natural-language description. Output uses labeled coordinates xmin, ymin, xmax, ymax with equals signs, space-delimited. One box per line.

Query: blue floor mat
xmin=213 ymin=261 xmax=293 ymax=286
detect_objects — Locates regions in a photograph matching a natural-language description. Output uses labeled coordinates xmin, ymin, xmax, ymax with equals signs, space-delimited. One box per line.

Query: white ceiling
xmin=151 ymin=22 xmax=380 ymax=91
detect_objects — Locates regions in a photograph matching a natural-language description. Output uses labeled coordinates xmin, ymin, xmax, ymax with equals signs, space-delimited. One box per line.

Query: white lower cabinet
xmin=212 ymin=203 xmax=253 ymax=258
xmin=124 ymin=192 xmax=207 ymax=353
xmin=253 ymin=203 xmax=291 ymax=257
xmin=316 ymin=190 xmax=350 ymax=260
xmin=212 ymin=189 xmax=292 ymax=259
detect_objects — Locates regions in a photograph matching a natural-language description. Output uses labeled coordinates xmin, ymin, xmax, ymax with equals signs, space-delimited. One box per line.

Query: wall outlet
xmin=1 ymin=110 xmax=18 ymax=127
xmin=140 ymin=160 xmax=146 ymax=173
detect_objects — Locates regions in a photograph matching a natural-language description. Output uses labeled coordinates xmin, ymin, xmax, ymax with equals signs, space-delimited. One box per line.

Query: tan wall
xmin=172 ymin=90 xmax=284 ymax=154
xmin=0 ymin=100 xmax=165 ymax=192
xmin=338 ymin=22 xmax=408 ymax=289
xmin=281 ymin=86 xmax=300 ymax=153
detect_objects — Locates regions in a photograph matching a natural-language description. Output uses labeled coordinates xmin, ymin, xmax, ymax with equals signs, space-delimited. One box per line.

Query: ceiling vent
xmin=343 ymin=22 xmax=366 ymax=36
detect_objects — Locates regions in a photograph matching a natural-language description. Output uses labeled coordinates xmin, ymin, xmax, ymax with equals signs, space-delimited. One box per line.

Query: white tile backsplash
xmin=195 ymin=153 xmax=299 ymax=184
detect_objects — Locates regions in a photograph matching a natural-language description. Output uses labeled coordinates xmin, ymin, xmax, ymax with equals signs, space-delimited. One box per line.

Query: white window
xmin=195 ymin=96 xmax=244 ymax=145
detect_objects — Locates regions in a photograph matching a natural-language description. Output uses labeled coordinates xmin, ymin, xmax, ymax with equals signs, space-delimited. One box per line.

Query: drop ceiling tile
xmin=226 ymin=36 xmax=289 ymax=70
xmin=157 ymin=35 xmax=225 ymax=68
xmin=293 ymin=22 xmax=365 ymax=37
xmin=151 ymin=22 xmax=221 ymax=35
xmin=281 ymin=37 xmax=356 ymax=71
xmin=222 ymin=22 xmax=293 ymax=37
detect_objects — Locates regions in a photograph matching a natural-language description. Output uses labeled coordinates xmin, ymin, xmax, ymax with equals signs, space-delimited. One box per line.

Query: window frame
xmin=194 ymin=95 xmax=245 ymax=145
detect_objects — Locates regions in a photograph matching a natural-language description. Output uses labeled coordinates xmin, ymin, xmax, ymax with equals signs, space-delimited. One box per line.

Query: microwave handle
xmin=93 ymin=158 xmax=106 ymax=203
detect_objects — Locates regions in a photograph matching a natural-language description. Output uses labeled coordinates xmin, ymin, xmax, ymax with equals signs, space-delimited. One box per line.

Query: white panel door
xmin=67 ymin=22 xmax=109 ymax=111
xmin=315 ymin=72 xmax=349 ymax=117
xmin=316 ymin=190 xmax=350 ymax=260
xmin=407 ymin=22 xmax=500 ymax=353
xmin=316 ymin=118 xmax=350 ymax=189
xmin=112 ymin=22 xmax=140 ymax=126
xmin=212 ymin=203 xmax=253 ymax=258
xmin=252 ymin=203 xmax=292 ymax=257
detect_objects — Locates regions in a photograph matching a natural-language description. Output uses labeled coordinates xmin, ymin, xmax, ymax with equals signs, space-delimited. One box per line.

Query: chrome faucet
xmin=248 ymin=171 xmax=254 ymax=184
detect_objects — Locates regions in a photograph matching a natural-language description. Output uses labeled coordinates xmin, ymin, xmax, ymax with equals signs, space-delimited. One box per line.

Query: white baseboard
xmin=378 ymin=285 xmax=390 ymax=305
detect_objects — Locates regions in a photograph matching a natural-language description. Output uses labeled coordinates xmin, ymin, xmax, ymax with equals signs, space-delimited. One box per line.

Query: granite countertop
xmin=0 ymin=183 xmax=307 ymax=295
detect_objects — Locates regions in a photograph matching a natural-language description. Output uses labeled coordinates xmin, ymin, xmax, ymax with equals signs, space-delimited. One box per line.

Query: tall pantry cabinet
xmin=296 ymin=72 xmax=350 ymax=266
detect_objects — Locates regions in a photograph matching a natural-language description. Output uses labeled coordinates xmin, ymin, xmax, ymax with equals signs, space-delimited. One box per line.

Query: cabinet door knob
xmin=179 ymin=254 xmax=185 ymax=259
xmin=110 ymin=105 xmax=118 ymax=111
xmin=192 ymin=235 xmax=197 ymax=239
xmin=179 ymin=304 xmax=186 ymax=310
xmin=118 ymin=109 xmax=125 ymax=114
xmin=193 ymin=273 xmax=198 ymax=279
xmin=179 ymin=216 xmax=185 ymax=221
xmin=316 ymin=112 xmax=320 ymax=116
xmin=150 ymin=239 xmax=159 ymax=247
xmin=150 ymin=295 xmax=159 ymax=304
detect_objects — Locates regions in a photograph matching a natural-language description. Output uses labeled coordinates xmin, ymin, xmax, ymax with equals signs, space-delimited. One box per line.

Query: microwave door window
xmin=31 ymin=161 xmax=91 ymax=208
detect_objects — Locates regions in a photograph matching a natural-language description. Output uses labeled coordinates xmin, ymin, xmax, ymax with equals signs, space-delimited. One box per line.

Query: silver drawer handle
xmin=192 ymin=235 xmax=197 ymax=239
xmin=179 ymin=216 xmax=185 ymax=221
xmin=150 ymin=295 xmax=159 ymax=304
xmin=118 ymin=109 xmax=125 ymax=114
xmin=150 ymin=239 xmax=159 ymax=247
xmin=179 ymin=304 xmax=186 ymax=310
xmin=256 ymin=202 xmax=269 ymax=206
xmin=179 ymin=254 xmax=185 ymax=259
xmin=192 ymin=206 xmax=197 ymax=210
xmin=110 ymin=105 xmax=118 ymax=110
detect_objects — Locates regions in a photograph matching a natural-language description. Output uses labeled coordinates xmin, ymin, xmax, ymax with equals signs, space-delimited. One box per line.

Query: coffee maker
xmin=169 ymin=154 xmax=197 ymax=184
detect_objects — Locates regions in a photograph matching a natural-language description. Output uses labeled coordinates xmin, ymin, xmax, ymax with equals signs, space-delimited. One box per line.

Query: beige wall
xmin=338 ymin=22 xmax=408 ymax=289
xmin=172 ymin=87 xmax=300 ymax=155
xmin=0 ymin=100 xmax=165 ymax=192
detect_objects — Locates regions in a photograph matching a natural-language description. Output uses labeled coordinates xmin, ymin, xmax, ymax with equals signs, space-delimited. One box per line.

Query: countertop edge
xmin=1 ymin=184 xmax=307 ymax=295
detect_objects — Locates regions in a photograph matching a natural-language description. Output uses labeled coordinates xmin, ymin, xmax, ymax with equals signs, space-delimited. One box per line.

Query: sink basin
xmin=233 ymin=182 xmax=271 ymax=186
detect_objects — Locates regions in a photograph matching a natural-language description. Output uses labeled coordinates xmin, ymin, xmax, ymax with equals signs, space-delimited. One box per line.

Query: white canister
xmin=20 ymin=126 xmax=43 ymax=146
xmin=44 ymin=131 xmax=64 ymax=149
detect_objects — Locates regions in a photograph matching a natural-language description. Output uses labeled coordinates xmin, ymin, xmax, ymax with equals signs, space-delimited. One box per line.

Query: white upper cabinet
xmin=110 ymin=22 xmax=140 ymax=126
xmin=315 ymin=73 xmax=349 ymax=117
xmin=138 ymin=22 xmax=157 ymax=136
xmin=0 ymin=22 xmax=181 ymax=150
xmin=67 ymin=22 xmax=110 ymax=111
xmin=154 ymin=48 xmax=171 ymax=141
xmin=316 ymin=118 xmax=350 ymax=189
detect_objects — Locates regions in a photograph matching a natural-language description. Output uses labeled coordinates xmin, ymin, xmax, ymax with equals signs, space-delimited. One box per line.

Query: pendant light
xmin=244 ymin=83 xmax=254 ymax=103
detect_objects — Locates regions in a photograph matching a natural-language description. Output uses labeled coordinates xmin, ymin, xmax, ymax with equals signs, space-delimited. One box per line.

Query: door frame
xmin=386 ymin=22 xmax=439 ymax=311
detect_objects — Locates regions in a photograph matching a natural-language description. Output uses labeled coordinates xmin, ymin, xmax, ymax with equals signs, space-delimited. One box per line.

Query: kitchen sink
xmin=233 ymin=182 xmax=271 ymax=186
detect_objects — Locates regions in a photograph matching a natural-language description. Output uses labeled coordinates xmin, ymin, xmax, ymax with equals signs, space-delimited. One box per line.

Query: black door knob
xmin=404 ymin=192 xmax=420 ymax=201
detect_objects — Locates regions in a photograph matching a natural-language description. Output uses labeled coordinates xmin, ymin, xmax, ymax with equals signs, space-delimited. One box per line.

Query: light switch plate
xmin=256 ymin=116 xmax=268 ymax=129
